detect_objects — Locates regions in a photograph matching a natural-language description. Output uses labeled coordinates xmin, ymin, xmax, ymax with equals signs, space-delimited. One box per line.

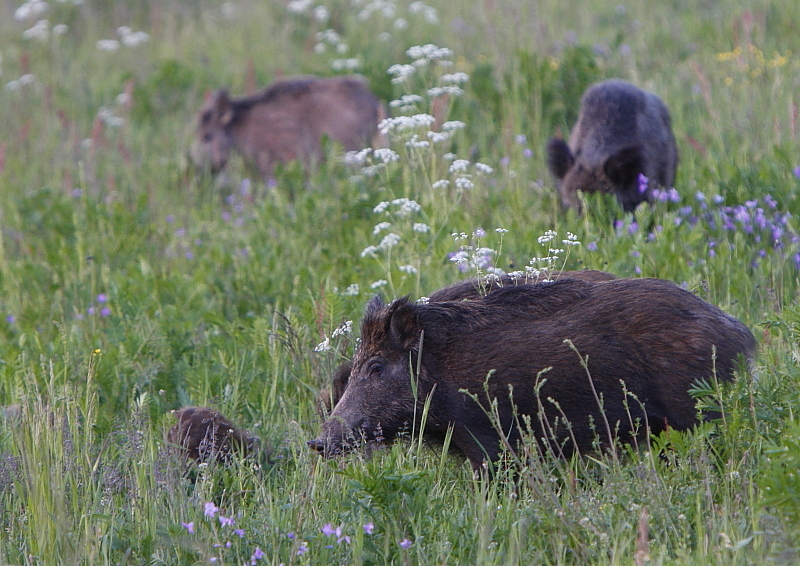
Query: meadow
xmin=1 ymin=0 xmax=800 ymax=563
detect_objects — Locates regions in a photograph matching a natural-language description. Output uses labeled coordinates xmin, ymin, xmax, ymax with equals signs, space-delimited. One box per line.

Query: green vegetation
xmin=1 ymin=0 xmax=800 ymax=563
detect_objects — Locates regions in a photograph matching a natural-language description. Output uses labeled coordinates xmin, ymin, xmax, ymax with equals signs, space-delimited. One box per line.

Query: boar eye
xmin=368 ymin=363 xmax=384 ymax=378
xmin=202 ymin=132 xmax=213 ymax=142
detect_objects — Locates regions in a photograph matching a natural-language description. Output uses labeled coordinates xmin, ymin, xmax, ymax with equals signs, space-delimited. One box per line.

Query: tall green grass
xmin=1 ymin=0 xmax=800 ymax=563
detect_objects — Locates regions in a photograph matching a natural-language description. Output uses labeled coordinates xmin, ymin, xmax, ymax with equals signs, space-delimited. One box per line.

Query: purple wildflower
xmin=72 ymin=188 xmax=82 ymax=198
xmin=614 ymin=220 xmax=624 ymax=231
xmin=286 ymin=532 xmax=296 ymax=540
xmin=794 ymin=253 xmax=800 ymax=269
xmin=181 ymin=522 xmax=195 ymax=534
xmin=586 ymin=241 xmax=598 ymax=251
xmin=251 ymin=547 xmax=266 ymax=562
xmin=234 ymin=529 xmax=245 ymax=538
xmin=712 ymin=194 xmax=724 ymax=204
xmin=500 ymin=156 xmax=510 ymax=167
xmin=204 ymin=502 xmax=219 ymax=518
xmin=5 ymin=315 xmax=15 ymax=324
xmin=88 ymin=307 xmax=96 ymax=315
xmin=634 ymin=266 xmax=642 ymax=275
xmin=219 ymin=516 xmax=235 ymax=527
xmin=101 ymin=307 xmax=111 ymax=317
xmin=363 ymin=523 xmax=374 ymax=535
xmin=176 ymin=228 xmax=186 ymax=238
xmin=628 ymin=221 xmax=638 ymax=235
xmin=793 ymin=166 xmax=800 ymax=179
xmin=321 ymin=523 xmax=336 ymax=537
xmin=185 ymin=251 xmax=193 ymax=260
xmin=400 ymin=538 xmax=413 ymax=549
xmin=515 ymin=134 xmax=527 ymax=144
xmin=222 ymin=211 xmax=232 ymax=222
xmin=745 ymin=199 xmax=758 ymax=208
xmin=631 ymin=250 xmax=641 ymax=258
xmin=166 ymin=214 xmax=175 ymax=223
xmin=474 ymin=228 xmax=486 ymax=238
xmin=668 ymin=188 xmax=681 ymax=203
xmin=297 ymin=543 xmax=308 ymax=556
xmin=695 ymin=190 xmax=706 ymax=201
xmin=523 ymin=148 xmax=533 ymax=158
xmin=96 ymin=294 xmax=108 ymax=303
xmin=637 ymin=173 xmax=649 ymax=195
xmin=764 ymin=194 xmax=777 ymax=209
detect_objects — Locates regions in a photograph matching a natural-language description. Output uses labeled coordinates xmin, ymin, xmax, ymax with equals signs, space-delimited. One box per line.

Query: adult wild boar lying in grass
xmin=190 ymin=75 xmax=383 ymax=180
xmin=308 ymin=278 xmax=755 ymax=470
xmin=546 ymin=79 xmax=678 ymax=213
xmin=316 ymin=270 xmax=617 ymax=417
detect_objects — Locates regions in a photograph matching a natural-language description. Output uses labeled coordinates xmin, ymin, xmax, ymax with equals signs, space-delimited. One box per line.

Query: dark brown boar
xmin=314 ymin=270 xmax=617 ymax=417
xmin=190 ymin=75 xmax=383 ymax=179
xmin=546 ymin=79 xmax=678 ymax=213
xmin=167 ymin=407 xmax=261 ymax=464
xmin=308 ymin=278 xmax=755 ymax=469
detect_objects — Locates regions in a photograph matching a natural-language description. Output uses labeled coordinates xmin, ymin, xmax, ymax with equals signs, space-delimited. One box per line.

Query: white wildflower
xmin=378 ymin=32 xmax=391 ymax=42
xmin=406 ymin=44 xmax=453 ymax=61
xmin=360 ymin=245 xmax=379 ymax=258
xmin=314 ymin=43 xmax=327 ymax=54
xmin=562 ymin=232 xmax=581 ymax=246
xmin=392 ymin=198 xmax=422 ymax=215
xmin=373 ymin=201 xmax=390 ymax=214
xmin=15 ymin=0 xmax=48 ymax=21
xmin=495 ymin=228 xmax=509 ymax=234
xmin=331 ymin=320 xmax=353 ymax=338
xmin=428 ymin=86 xmax=463 ymax=98
xmin=449 ymin=250 xmax=469 ymax=265
xmin=413 ymin=223 xmax=430 ymax=233
xmin=313 ymin=5 xmax=329 ymax=21
xmin=342 ymin=283 xmax=360 ymax=296
xmin=52 ymin=23 xmax=67 ymax=35
xmin=449 ymin=159 xmax=470 ymax=173
xmin=474 ymin=162 xmax=493 ymax=174
xmin=394 ymin=18 xmax=407 ymax=30
xmin=286 ymin=0 xmax=312 ymax=13
xmin=331 ymin=58 xmax=360 ymax=71
xmin=19 ymin=74 xmax=35 ymax=86
xmin=345 ymin=147 xmax=372 ymax=167
xmin=537 ymin=230 xmax=557 ymax=244
xmin=378 ymin=114 xmax=435 ymax=135
xmin=417 ymin=296 xmax=430 ymax=304
xmin=387 ymin=63 xmax=416 ymax=84
xmin=373 ymin=221 xmax=392 ymax=235
xmin=441 ymin=72 xmax=469 ymax=84
xmin=22 ymin=19 xmax=49 ymax=41
xmin=431 ymin=179 xmax=450 ymax=190
xmin=373 ymin=148 xmax=399 ymax=163
xmin=316 ymin=29 xmax=341 ymax=44
xmin=115 ymin=92 xmax=131 ymax=106
xmin=370 ymin=279 xmax=388 ymax=289
xmin=378 ymin=233 xmax=401 ymax=249
xmin=389 ymin=94 xmax=424 ymax=108
xmin=443 ymin=152 xmax=457 ymax=161
xmin=398 ymin=264 xmax=418 ymax=274
xmin=441 ymin=121 xmax=466 ymax=131
xmin=405 ymin=135 xmax=430 ymax=149
xmin=314 ymin=338 xmax=331 ymax=352
xmin=96 ymin=39 xmax=120 ymax=52
xmin=455 ymin=177 xmax=474 ymax=190
xmin=336 ymin=43 xmax=348 ymax=54
xmin=427 ymin=131 xmax=453 ymax=144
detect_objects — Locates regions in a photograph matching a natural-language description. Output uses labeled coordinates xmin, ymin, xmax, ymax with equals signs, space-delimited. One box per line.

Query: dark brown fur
xmin=546 ymin=79 xmax=678 ymax=213
xmin=167 ymin=407 xmax=260 ymax=463
xmin=308 ymin=278 xmax=755 ymax=470
xmin=190 ymin=75 xmax=383 ymax=179
xmin=314 ymin=270 xmax=617 ymax=417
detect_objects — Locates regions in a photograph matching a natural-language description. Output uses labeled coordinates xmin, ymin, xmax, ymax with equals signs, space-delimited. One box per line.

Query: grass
xmin=1 ymin=0 xmax=800 ymax=563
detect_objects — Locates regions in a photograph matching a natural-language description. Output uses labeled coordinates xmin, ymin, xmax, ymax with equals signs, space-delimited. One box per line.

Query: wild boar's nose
xmin=307 ymin=439 xmax=325 ymax=453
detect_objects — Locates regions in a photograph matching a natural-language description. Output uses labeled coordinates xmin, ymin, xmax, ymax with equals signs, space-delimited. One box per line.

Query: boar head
xmin=189 ymin=90 xmax=236 ymax=174
xmin=308 ymin=296 xmax=430 ymax=457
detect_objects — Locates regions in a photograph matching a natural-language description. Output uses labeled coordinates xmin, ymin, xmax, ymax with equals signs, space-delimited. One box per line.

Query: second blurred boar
xmin=190 ymin=75 xmax=383 ymax=179
xmin=546 ymin=79 xmax=678 ymax=213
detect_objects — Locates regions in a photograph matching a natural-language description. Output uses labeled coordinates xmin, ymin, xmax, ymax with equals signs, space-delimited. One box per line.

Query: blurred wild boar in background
xmin=190 ymin=75 xmax=384 ymax=180
xmin=546 ymin=79 xmax=678 ymax=214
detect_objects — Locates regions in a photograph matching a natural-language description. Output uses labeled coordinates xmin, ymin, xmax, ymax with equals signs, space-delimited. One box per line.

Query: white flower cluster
xmin=441 ymin=72 xmax=469 ymax=85
xmin=331 ymin=320 xmax=353 ymax=338
xmin=331 ymin=58 xmax=360 ymax=71
xmin=5 ymin=73 xmax=35 ymax=92
xmin=378 ymin=114 xmax=435 ymax=135
xmin=98 ymin=106 xmax=124 ymax=128
xmin=15 ymin=0 xmax=48 ymax=21
xmin=387 ymin=63 xmax=416 ymax=84
xmin=408 ymin=1 xmax=438 ymax=24
xmin=314 ymin=28 xmax=347 ymax=54
xmin=286 ymin=0 xmax=313 ymax=13
xmin=357 ymin=0 xmax=396 ymax=21
xmin=389 ymin=94 xmax=424 ymax=112
xmin=22 ymin=19 xmax=50 ymax=41
xmin=406 ymin=44 xmax=453 ymax=62
xmin=117 ymin=26 xmax=150 ymax=47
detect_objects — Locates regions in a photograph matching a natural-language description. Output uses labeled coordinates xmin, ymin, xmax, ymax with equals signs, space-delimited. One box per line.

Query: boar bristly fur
xmin=190 ymin=75 xmax=383 ymax=180
xmin=167 ymin=407 xmax=260 ymax=464
xmin=546 ymin=79 xmax=678 ymax=214
xmin=314 ymin=270 xmax=617 ymax=417
xmin=309 ymin=278 xmax=755 ymax=470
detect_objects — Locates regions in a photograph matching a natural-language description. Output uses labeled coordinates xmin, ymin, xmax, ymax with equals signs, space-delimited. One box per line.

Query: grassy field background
xmin=1 ymin=0 xmax=800 ymax=563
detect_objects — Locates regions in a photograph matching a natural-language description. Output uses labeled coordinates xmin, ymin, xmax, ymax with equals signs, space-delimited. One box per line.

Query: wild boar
xmin=167 ymin=407 xmax=262 ymax=464
xmin=190 ymin=75 xmax=383 ymax=179
xmin=546 ymin=79 xmax=678 ymax=213
xmin=308 ymin=278 xmax=755 ymax=469
xmin=315 ymin=270 xmax=617 ymax=417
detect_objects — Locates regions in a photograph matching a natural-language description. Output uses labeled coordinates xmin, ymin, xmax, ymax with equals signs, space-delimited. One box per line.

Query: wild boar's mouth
xmin=307 ymin=419 xmax=391 ymax=458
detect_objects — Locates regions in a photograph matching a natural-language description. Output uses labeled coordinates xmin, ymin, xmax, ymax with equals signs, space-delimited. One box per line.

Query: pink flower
xmin=363 ymin=522 xmax=374 ymax=535
xmin=204 ymin=502 xmax=219 ymax=518
xmin=321 ymin=523 xmax=336 ymax=537
xmin=181 ymin=522 xmax=194 ymax=534
xmin=219 ymin=516 xmax=235 ymax=527
xmin=399 ymin=538 xmax=413 ymax=549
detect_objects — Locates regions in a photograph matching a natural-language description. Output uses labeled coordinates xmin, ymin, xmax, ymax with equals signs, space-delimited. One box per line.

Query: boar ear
xmin=213 ymin=90 xmax=234 ymax=125
xmin=387 ymin=299 xmax=420 ymax=351
xmin=604 ymin=146 xmax=642 ymax=186
xmin=546 ymin=138 xmax=574 ymax=179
